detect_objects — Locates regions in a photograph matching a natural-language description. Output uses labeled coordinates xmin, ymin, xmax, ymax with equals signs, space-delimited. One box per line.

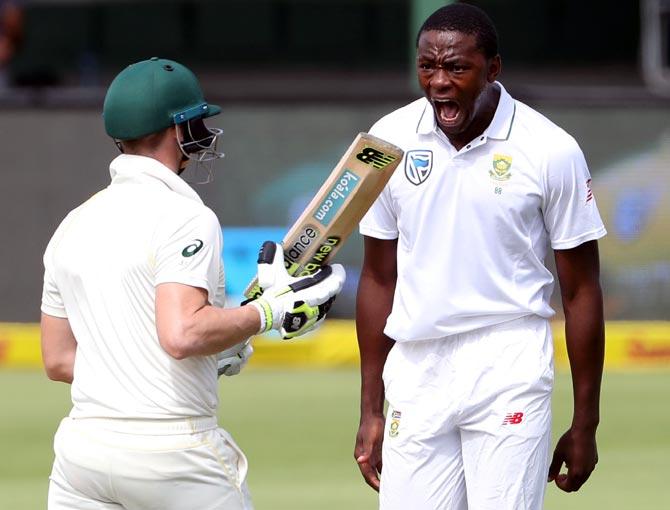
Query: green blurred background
xmin=1 ymin=369 xmax=669 ymax=509
xmin=0 ymin=1 xmax=669 ymax=508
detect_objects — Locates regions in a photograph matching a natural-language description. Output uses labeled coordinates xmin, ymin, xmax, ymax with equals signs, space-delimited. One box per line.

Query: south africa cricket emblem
xmin=388 ymin=409 xmax=402 ymax=438
xmin=490 ymin=154 xmax=512 ymax=181
xmin=405 ymin=150 xmax=433 ymax=185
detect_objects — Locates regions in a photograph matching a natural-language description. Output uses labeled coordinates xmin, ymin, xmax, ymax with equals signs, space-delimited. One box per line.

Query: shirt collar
xmin=416 ymin=81 xmax=516 ymax=141
xmin=484 ymin=82 xmax=516 ymax=140
xmin=109 ymin=154 xmax=203 ymax=204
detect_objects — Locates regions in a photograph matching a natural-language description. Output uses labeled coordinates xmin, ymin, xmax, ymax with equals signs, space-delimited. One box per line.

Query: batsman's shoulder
xmin=162 ymin=193 xmax=221 ymax=232
xmin=186 ymin=202 xmax=221 ymax=231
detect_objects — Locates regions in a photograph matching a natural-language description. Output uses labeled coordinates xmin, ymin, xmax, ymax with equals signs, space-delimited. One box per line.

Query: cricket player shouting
xmin=354 ymin=4 xmax=606 ymax=509
xmin=40 ymin=57 xmax=345 ymax=510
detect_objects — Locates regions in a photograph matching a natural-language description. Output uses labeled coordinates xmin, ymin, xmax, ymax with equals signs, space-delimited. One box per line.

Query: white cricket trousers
xmin=48 ymin=416 xmax=253 ymax=510
xmin=379 ymin=315 xmax=554 ymax=510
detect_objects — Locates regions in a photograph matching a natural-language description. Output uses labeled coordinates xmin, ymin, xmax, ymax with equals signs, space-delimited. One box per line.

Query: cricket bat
xmin=243 ymin=132 xmax=404 ymax=300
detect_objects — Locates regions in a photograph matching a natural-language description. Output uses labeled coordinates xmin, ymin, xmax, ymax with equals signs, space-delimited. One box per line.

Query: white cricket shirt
xmin=360 ymin=83 xmax=606 ymax=342
xmin=42 ymin=155 xmax=225 ymax=419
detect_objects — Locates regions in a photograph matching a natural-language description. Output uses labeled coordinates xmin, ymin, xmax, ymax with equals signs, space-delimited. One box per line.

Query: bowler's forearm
xmin=563 ymin=284 xmax=605 ymax=430
xmin=356 ymin=275 xmax=395 ymax=417
xmin=357 ymin=236 xmax=398 ymax=417
xmin=358 ymin=334 xmax=394 ymax=417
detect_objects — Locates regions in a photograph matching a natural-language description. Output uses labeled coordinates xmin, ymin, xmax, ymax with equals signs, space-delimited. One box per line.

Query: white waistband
xmin=69 ymin=416 xmax=218 ymax=435
xmin=437 ymin=314 xmax=545 ymax=341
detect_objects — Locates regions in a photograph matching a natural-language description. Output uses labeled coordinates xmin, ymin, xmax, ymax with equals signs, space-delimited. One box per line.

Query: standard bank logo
xmin=405 ymin=150 xmax=433 ymax=185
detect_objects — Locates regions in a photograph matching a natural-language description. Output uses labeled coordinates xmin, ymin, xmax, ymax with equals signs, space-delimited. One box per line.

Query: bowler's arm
xmin=354 ymin=236 xmax=397 ymax=490
xmin=41 ymin=313 xmax=77 ymax=384
xmin=357 ymin=236 xmax=397 ymax=417
xmin=549 ymin=239 xmax=605 ymax=491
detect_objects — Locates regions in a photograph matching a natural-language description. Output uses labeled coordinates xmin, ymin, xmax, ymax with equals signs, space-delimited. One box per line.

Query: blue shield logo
xmin=405 ymin=150 xmax=433 ymax=185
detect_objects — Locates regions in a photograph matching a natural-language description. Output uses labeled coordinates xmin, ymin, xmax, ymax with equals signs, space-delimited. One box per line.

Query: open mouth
xmin=432 ymin=99 xmax=461 ymax=126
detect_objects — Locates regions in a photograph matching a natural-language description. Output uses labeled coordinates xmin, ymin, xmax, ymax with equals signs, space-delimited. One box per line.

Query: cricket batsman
xmin=40 ymin=57 xmax=345 ymax=509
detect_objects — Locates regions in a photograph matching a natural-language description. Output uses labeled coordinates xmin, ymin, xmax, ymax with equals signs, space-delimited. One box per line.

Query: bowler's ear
xmin=487 ymin=55 xmax=501 ymax=83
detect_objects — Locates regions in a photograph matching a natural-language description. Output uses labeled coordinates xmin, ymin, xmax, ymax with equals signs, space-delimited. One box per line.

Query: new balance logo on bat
xmin=356 ymin=147 xmax=397 ymax=169
xmin=285 ymin=226 xmax=320 ymax=262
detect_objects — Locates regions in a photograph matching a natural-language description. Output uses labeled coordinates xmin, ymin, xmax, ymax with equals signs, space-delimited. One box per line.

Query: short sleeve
xmin=359 ymin=185 xmax=399 ymax=239
xmin=41 ymin=220 xmax=68 ymax=318
xmin=154 ymin=207 xmax=223 ymax=304
xmin=542 ymin=137 xmax=607 ymax=250
xmin=41 ymin=262 xmax=67 ymax=318
xmin=359 ymin=121 xmax=400 ymax=239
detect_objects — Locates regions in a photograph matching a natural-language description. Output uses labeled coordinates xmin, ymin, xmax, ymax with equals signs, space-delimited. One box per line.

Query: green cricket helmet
xmin=103 ymin=57 xmax=221 ymax=141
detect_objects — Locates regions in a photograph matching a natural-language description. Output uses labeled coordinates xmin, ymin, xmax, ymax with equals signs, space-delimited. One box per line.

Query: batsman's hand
xmin=216 ymin=339 xmax=253 ymax=377
xmin=354 ymin=413 xmax=385 ymax=492
xmin=249 ymin=241 xmax=345 ymax=340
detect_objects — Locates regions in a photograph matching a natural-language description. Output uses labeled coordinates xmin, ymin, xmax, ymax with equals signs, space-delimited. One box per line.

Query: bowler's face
xmin=417 ymin=30 xmax=498 ymax=138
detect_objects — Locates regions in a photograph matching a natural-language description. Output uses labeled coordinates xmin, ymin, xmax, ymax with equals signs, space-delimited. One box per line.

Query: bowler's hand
xmin=354 ymin=413 xmax=385 ymax=491
xmin=548 ymin=426 xmax=598 ymax=492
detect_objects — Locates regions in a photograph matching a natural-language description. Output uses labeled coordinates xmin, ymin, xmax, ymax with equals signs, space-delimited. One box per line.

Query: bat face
xmin=244 ymin=133 xmax=404 ymax=299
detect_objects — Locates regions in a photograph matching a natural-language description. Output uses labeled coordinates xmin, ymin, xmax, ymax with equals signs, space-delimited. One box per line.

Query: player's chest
xmin=390 ymin=145 xmax=543 ymax=224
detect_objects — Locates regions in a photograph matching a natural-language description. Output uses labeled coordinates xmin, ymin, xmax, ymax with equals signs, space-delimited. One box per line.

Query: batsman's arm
xmin=548 ymin=240 xmax=605 ymax=492
xmin=41 ymin=313 xmax=77 ymax=383
xmin=156 ymin=243 xmax=344 ymax=359
xmin=354 ymin=236 xmax=397 ymax=491
xmin=156 ymin=283 xmax=261 ymax=360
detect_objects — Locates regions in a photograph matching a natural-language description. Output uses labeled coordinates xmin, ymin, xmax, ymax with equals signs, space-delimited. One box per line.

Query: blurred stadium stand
xmin=0 ymin=0 xmax=662 ymax=104
xmin=641 ymin=0 xmax=670 ymax=96
xmin=1 ymin=0 xmax=669 ymax=323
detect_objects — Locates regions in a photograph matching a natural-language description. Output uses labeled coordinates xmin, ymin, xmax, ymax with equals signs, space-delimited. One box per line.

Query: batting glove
xmin=249 ymin=241 xmax=345 ymax=339
xmin=216 ymin=339 xmax=253 ymax=377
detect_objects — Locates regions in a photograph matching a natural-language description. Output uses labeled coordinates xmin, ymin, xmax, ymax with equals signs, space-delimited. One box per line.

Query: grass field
xmin=0 ymin=368 xmax=668 ymax=509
